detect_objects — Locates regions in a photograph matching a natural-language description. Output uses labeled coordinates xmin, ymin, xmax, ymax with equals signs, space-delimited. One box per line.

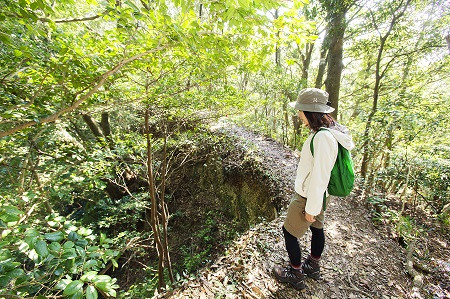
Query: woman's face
xmin=298 ymin=110 xmax=309 ymax=127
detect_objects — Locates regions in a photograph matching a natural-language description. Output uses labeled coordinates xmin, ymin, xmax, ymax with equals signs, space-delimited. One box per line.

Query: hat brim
xmin=288 ymin=101 xmax=335 ymax=113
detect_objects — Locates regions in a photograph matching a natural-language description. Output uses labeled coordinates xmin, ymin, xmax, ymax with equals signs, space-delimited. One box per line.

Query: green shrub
xmin=0 ymin=205 xmax=119 ymax=298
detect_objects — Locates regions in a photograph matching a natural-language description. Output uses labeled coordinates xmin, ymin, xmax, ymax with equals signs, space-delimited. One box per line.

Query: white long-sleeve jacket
xmin=294 ymin=125 xmax=355 ymax=216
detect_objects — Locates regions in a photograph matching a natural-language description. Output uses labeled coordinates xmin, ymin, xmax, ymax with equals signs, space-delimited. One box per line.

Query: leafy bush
xmin=376 ymin=154 xmax=449 ymax=215
xmin=0 ymin=205 xmax=119 ymax=298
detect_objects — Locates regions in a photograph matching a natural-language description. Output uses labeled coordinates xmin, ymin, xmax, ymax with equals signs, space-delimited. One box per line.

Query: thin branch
xmin=368 ymin=8 xmax=382 ymax=38
xmin=380 ymin=44 xmax=444 ymax=79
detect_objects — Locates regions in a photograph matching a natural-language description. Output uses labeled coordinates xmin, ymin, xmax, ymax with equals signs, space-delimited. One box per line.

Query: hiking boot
xmin=302 ymin=255 xmax=320 ymax=280
xmin=272 ymin=265 xmax=306 ymax=290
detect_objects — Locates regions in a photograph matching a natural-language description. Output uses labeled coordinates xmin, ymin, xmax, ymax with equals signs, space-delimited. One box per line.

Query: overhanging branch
xmin=0 ymin=44 xmax=171 ymax=139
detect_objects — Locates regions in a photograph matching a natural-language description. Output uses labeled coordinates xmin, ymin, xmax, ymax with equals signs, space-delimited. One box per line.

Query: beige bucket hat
xmin=288 ymin=88 xmax=335 ymax=113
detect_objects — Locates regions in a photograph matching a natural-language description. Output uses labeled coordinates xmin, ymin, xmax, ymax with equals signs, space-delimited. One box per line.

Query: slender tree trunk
xmin=275 ymin=9 xmax=281 ymax=67
xmin=18 ymin=153 xmax=32 ymax=193
xmin=315 ymin=29 xmax=329 ymax=89
xmin=360 ymin=50 xmax=383 ymax=179
xmin=325 ymin=12 xmax=346 ymax=119
xmin=145 ymin=109 xmax=165 ymax=290
xmin=100 ymin=112 xmax=111 ymax=137
xmin=361 ymin=0 xmax=411 ymax=179
xmin=82 ymin=114 xmax=103 ymax=139
xmin=32 ymin=168 xmax=53 ymax=213
xmin=160 ymin=129 xmax=174 ymax=283
xmin=300 ymin=42 xmax=314 ymax=85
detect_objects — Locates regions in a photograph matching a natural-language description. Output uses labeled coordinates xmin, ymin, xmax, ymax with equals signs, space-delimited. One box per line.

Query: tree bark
xmin=100 ymin=112 xmax=111 ymax=137
xmin=300 ymin=42 xmax=314 ymax=85
xmin=325 ymin=12 xmax=346 ymax=119
xmin=275 ymin=9 xmax=281 ymax=67
xmin=160 ymin=131 xmax=174 ymax=283
xmin=315 ymin=29 xmax=329 ymax=89
xmin=82 ymin=114 xmax=103 ymax=139
xmin=145 ymin=109 xmax=165 ymax=290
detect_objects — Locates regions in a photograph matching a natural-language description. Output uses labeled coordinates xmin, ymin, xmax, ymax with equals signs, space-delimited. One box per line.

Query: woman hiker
xmin=273 ymin=88 xmax=355 ymax=290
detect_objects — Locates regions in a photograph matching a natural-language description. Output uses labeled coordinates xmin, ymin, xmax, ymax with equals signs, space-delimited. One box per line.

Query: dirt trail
xmin=160 ymin=121 xmax=428 ymax=299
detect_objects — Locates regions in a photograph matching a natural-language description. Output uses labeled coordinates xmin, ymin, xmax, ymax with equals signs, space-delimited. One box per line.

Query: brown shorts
xmin=283 ymin=193 xmax=329 ymax=239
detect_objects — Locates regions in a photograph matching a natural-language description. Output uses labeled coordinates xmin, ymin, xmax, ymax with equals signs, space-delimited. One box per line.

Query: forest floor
xmin=157 ymin=119 xmax=449 ymax=299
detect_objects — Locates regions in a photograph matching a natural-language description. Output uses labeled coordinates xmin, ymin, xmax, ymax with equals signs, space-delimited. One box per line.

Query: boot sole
xmin=273 ymin=270 xmax=306 ymax=290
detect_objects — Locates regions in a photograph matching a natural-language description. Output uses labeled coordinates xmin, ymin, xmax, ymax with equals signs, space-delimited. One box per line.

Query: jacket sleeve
xmin=305 ymin=131 xmax=338 ymax=216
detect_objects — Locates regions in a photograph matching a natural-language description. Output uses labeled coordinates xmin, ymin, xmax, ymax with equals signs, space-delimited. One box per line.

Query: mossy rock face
xmin=163 ymin=136 xmax=282 ymax=273
xmin=221 ymin=172 xmax=277 ymax=226
xmin=170 ymin=152 xmax=279 ymax=231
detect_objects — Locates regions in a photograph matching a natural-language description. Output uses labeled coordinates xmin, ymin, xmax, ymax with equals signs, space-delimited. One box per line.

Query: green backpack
xmin=310 ymin=128 xmax=355 ymax=211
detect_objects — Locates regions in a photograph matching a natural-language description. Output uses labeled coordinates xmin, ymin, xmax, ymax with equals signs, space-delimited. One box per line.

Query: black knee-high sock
xmin=310 ymin=226 xmax=325 ymax=258
xmin=282 ymin=226 xmax=301 ymax=267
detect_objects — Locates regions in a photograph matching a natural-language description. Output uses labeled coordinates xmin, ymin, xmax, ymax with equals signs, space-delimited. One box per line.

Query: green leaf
xmin=99 ymin=233 xmax=106 ymax=245
xmin=62 ymin=248 xmax=77 ymax=259
xmin=14 ymin=49 xmax=23 ymax=57
xmin=54 ymin=267 xmax=64 ymax=276
xmin=86 ymin=285 xmax=98 ymax=299
xmin=87 ymin=246 xmax=99 ymax=252
xmin=68 ymin=290 xmax=83 ymax=299
xmin=24 ymin=236 xmax=37 ymax=248
xmin=0 ymin=206 xmax=23 ymax=222
xmin=94 ymin=281 xmax=108 ymax=292
xmin=44 ymin=231 xmax=64 ymax=242
xmin=55 ymin=278 xmax=72 ymax=290
xmin=75 ymin=239 xmax=88 ymax=247
xmin=111 ymin=259 xmax=118 ymax=268
xmin=35 ymin=240 xmax=49 ymax=257
xmin=92 ymin=275 xmax=111 ymax=283
xmin=83 ymin=259 xmax=99 ymax=270
xmin=68 ymin=231 xmax=80 ymax=241
xmin=24 ymin=228 xmax=39 ymax=237
xmin=6 ymin=268 xmax=24 ymax=279
xmin=80 ymin=271 xmax=98 ymax=282
xmin=0 ymin=275 xmax=11 ymax=288
xmin=63 ymin=280 xmax=84 ymax=296
xmin=28 ymin=249 xmax=38 ymax=261
xmin=107 ymin=289 xmax=117 ymax=297
xmin=0 ymin=259 xmax=21 ymax=271
xmin=48 ymin=242 xmax=61 ymax=253
xmin=63 ymin=241 xmax=74 ymax=249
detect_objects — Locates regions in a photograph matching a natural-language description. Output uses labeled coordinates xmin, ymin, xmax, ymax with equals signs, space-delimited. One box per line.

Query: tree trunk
xmin=160 ymin=130 xmax=174 ymax=283
xmin=32 ymin=168 xmax=53 ymax=213
xmin=275 ymin=9 xmax=281 ymax=67
xmin=100 ymin=112 xmax=111 ymax=137
xmin=300 ymin=42 xmax=314 ymax=86
xmin=315 ymin=29 xmax=329 ymax=89
xmin=145 ymin=109 xmax=165 ymax=290
xmin=360 ymin=56 xmax=382 ymax=179
xmin=82 ymin=114 xmax=103 ymax=139
xmin=361 ymin=0 xmax=411 ymax=179
xmin=325 ymin=12 xmax=346 ymax=119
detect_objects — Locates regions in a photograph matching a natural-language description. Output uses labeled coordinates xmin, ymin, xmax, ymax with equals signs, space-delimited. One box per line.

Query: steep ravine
xmin=156 ymin=120 xmax=447 ymax=299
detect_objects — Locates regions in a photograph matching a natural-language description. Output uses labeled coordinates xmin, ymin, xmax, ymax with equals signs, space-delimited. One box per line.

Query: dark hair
xmin=303 ymin=111 xmax=335 ymax=132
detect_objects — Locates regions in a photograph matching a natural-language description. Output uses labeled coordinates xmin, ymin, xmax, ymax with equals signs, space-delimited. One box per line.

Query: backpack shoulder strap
xmin=310 ymin=128 xmax=329 ymax=156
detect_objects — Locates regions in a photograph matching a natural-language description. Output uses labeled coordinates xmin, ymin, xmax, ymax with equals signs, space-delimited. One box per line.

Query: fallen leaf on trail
xmin=252 ymin=286 xmax=264 ymax=297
